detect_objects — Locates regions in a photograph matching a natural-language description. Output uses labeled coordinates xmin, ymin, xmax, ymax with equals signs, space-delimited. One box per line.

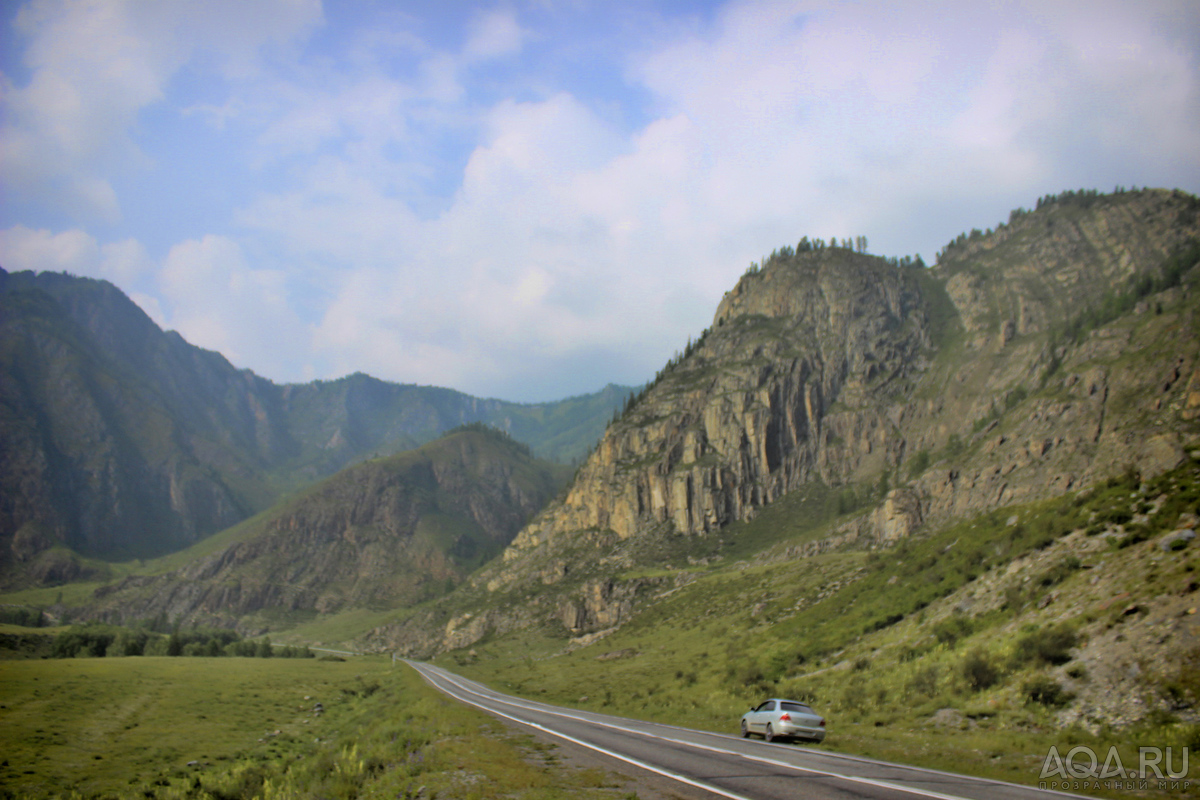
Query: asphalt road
xmin=408 ymin=661 xmax=1080 ymax=800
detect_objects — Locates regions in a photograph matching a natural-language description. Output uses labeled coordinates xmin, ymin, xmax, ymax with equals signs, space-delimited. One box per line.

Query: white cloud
xmin=160 ymin=234 xmax=309 ymax=375
xmin=0 ymin=0 xmax=321 ymax=221
xmin=0 ymin=224 xmax=152 ymax=284
xmin=0 ymin=225 xmax=100 ymax=273
xmin=3 ymin=0 xmax=1199 ymax=401
xmin=463 ymin=9 xmax=524 ymax=63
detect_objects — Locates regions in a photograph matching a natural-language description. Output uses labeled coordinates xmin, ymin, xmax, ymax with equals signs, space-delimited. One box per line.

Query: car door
xmin=750 ymin=700 xmax=774 ymax=733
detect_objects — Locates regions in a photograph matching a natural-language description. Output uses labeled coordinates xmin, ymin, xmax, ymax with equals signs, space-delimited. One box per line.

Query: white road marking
xmin=412 ymin=662 xmax=754 ymax=800
xmin=412 ymin=662 xmax=985 ymax=800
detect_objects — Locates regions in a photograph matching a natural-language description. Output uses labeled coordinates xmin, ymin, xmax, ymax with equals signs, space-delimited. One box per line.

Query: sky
xmin=2 ymin=1 xmax=1199 ymax=403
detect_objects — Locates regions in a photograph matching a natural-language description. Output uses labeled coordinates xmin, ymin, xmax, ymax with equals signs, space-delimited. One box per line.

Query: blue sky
xmin=2 ymin=0 xmax=1199 ymax=402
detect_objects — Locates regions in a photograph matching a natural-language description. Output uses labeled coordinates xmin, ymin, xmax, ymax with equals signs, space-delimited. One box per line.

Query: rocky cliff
xmin=370 ymin=188 xmax=1200 ymax=655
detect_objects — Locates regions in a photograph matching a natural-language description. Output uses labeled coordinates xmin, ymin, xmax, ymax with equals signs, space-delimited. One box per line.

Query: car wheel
xmin=740 ymin=720 xmax=749 ymax=738
xmin=764 ymin=723 xmax=774 ymax=743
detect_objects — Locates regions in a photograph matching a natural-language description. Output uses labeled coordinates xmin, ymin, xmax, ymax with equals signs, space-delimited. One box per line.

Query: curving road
xmin=408 ymin=661 xmax=1080 ymax=800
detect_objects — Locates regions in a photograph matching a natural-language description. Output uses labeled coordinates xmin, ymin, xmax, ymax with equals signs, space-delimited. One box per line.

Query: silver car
xmin=740 ymin=698 xmax=826 ymax=743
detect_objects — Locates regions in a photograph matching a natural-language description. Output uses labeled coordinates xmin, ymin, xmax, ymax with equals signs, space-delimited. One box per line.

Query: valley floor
xmin=0 ymin=655 xmax=673 ymax=800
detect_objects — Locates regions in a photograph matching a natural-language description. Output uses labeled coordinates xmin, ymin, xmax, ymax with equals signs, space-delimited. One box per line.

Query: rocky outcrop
xmin=374 ymin=189 xmax=1200 ymax=655
xmin=503 ymin=249 xmax=931 ymax=559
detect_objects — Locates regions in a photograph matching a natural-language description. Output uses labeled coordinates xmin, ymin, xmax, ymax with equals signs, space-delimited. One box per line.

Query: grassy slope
xmin=0 ymin=655 xmax=639 ymax=800
xmin=0 ymin=428 xmax=569 ymax=622
xmin=438 ymin=456 xmax=1200 ymax=799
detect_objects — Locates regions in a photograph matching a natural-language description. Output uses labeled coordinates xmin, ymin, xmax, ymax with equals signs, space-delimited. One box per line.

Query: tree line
xmin=48 ymin=623 xmax=314 ymax=659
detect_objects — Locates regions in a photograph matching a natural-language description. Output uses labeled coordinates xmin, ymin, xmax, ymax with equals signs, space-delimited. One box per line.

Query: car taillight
xmin=779 ymin=713 xmax=791 ymax=721
xmin=819 ymin=719 xmax=826 ymax=727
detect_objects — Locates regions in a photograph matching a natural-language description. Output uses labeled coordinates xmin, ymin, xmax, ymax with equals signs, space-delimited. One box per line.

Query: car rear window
xmin=780 ymin=702 xmax=813 ymax=713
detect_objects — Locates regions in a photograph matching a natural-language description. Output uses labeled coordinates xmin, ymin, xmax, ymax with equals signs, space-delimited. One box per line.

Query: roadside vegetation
xmin=440 ymin=456 xmax=1200 ymax=799
xmin=0 ymin=655 xmax=639 ymax=800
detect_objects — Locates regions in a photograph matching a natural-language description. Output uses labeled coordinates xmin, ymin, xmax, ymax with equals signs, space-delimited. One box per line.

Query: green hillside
xmin=6 ymin=427 xmax=570 ymax=631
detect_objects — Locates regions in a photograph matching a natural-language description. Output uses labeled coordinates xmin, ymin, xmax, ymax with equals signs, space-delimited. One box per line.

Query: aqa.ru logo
xmin=1040 ymin=745 xmax=1189 ymax=781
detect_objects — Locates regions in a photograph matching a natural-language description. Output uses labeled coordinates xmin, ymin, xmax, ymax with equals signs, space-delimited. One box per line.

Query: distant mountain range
xmin=0 ymin=267 xmax=631 ymax=571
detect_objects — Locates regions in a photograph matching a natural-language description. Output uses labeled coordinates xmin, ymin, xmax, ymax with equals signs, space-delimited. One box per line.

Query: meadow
xmin=0 ymin=655 xmax=638 ymax=800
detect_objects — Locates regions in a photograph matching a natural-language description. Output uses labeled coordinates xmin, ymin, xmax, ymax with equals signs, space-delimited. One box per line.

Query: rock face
xmin=374 ymin=188 xmax=1200 ymax=655
xmin=0 ymin=266 xmax=628 ymax=575
xmin=83 ymin=428 xmax=563 ymax=628
xmin=504 ymin=249 xmax=929 ymax=554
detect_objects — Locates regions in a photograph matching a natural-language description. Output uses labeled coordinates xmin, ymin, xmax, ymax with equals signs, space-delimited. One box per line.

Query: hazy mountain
xmin=0 ymin=268 xmax=630 ymax=572
xmin=83 ymin=426 xmax=567 ymax=630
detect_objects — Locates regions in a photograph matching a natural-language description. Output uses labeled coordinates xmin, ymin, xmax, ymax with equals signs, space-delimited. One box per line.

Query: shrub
xmin=1038 ymin=557 xmax=1081 ymax=587
xmin=52 ymin=627 xmax=115 ymax=658
xmin=1012 ymin=624 xmax=1077 ymax=667
xmin=1118 ymin=525 xmax=1152 ymax=548
xmin=727 ymin=659 xmax=770 ymax=693
xmin=961 ymin=649 xmax=1001 ymax=691
xmin=1002 ymin=585 xmax=1025 ymax=611
xmin=114 ymin=630 xmax=149 ymax=656
xmin=933 ymin=615 xmax=975 ymax=647
xmin=1023 ymin=676 xmax=1074 ymax=707
xmin=1105 ymin=509 xmax=1133 ymax=525
xmin=908 ymin=450 xmax=931 ymax=478
xmin=867 ymin=613 xmax=904 ymax=633
xmin=907 ymin=664 xmax=940 ymax=698
xmin=0 ymin=606 xmax=46 ymax=627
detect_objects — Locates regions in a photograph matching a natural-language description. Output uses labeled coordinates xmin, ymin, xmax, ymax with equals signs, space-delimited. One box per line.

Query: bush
xmin=0 ymin=606 xmax=46 ymax=627
xmin=1118 ymin=525 xmax=1152 ymax=548
xmin=114 ymin=630 xmax=149 ymax=656
xmin=961 ymin=649 xmax=1001 ymax=691
xmin=908 ymin=450 xmax=931 ymax=478
xmin=1012 ymin=624 xmax=1077 ymax=667
xmin=277 ymin=645 xmax=315 ymax=658
xmin=1002 ymin=585 xmax=1025 ymax=611
xmin=1038 ymin=557 xmax=1081 ymax=587
xmin=1024 ymin=676 xmax=1074 ymax=707
xmin=907 ymin=664 xmax=940 ymax=698
xmin=933 ymin=615 xmax=975 ymax=647
xmin=52 ymin=627 xmax=116 ymax=658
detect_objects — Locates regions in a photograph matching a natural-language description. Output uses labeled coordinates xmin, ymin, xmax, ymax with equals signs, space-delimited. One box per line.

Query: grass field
xmin=0 ymin=655 xmax=639 ymax=800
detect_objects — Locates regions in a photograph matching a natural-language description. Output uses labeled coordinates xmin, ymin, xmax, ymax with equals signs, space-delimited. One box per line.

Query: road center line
xmin=411 ymin=662 xmax=754 ymax=800
xmin=411 ymin=662 xmax=976 ymax=800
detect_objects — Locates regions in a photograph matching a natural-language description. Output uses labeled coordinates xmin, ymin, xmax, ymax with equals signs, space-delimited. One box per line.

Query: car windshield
xmin=780 ymin=702 xmax=813 ymax=713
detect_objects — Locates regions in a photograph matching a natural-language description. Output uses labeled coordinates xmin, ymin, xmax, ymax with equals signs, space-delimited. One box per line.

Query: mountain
xmin=84 ymin=426 xmax=567 ymax=630
xmin=362 ymin=187 xmax=1200 ymax=655
xmin=0 ymin=267 xmax=631 ymax=574
xmin=9 ymin=188 xmax=1199 ymax=767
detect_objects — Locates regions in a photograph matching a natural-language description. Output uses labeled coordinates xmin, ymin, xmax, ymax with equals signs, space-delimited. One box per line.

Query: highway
xmin=408 ymin=661 xmax=1080 ymax=800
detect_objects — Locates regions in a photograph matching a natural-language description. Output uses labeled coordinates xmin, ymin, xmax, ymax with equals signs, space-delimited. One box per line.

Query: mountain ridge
xmin=0 ymin=267 xmax=631 ymax=573
xmin=81 ymin=426 xmax=568 ymax=631
xmin=360 ymin=187 xmax=1200 ymax=656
